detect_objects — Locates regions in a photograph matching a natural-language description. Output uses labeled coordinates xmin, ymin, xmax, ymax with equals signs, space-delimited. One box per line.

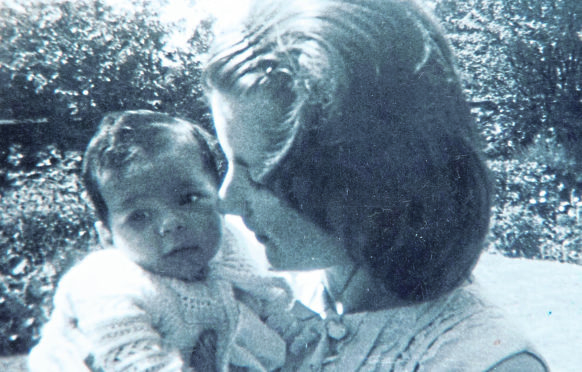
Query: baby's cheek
xmin=210 ymin=214 xmax=224 ymax=247
xmin=198 ymin=211 xmax=223 ymax=251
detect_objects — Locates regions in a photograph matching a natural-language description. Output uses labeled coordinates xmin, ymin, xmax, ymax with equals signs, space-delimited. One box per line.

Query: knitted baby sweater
xmin=28 ymin=227 xmax=290 ymax=372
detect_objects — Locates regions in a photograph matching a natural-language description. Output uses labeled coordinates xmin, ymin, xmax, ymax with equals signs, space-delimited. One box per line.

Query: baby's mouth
xmin=167 ymin=245 xmax=199 ymax=257
xmin=164 ymin=246 xmax=210 ymax=281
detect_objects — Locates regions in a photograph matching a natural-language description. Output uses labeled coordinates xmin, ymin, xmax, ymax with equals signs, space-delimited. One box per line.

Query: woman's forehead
xmin=210 ymin=90 xmax=284 ymax=168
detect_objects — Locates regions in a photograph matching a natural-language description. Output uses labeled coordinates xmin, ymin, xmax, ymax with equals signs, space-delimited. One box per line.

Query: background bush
xmin=0 ymin=145 xmax=96 ymax=355
xmin=487 ymin=131 xmax=582 ymax=263
xmin=0 ymin=0 xmax=213 ymax=152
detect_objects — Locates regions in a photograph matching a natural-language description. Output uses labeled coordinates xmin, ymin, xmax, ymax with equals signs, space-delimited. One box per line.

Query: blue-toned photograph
xmin=1 ymin=0 xmax=581 ymax=371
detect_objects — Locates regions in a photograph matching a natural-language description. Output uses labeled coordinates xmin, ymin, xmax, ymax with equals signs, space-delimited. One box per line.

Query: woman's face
xmin=210 ymin=90 xmax=350 ymax=270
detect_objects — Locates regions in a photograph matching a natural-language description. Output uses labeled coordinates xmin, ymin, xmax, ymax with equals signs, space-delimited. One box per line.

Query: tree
xmin=434 ymin=0 xmax=582 ymax=261
xmin=434 ymin=0 xmax=582 ymax=161
xmin=501 ymin=0 xmax=582 ymax=163
xmin=0 ymin=0 xmax=212 ymax=151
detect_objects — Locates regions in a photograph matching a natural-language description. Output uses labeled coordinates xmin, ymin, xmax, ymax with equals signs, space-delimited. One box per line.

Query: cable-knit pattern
xmin=29 ymin=225 xmax=290 ymax=372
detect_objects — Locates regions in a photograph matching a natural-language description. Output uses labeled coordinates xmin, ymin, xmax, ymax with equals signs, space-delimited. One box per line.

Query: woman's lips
xmin=240 ymin=218 xmax=269 ymax=244
xmin=255 ymin=234 xmax=269 ymax=244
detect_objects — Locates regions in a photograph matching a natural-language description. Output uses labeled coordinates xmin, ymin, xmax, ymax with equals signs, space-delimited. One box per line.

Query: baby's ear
xmin=95 ymin=221 xmax=114 ymax=249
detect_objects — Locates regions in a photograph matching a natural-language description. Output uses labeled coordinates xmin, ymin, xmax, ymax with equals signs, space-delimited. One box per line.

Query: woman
xmin=204 ymin=0 xmax=548 ymax=370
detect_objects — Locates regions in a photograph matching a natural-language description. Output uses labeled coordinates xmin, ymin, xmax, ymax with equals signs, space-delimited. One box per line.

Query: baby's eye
xmin=181 ymin=193 xmax=202 ymax=205
xmin=127 ymin=210 xmax=150 ymax=223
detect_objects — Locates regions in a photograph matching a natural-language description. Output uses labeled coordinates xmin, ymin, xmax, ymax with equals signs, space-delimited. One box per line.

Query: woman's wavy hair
xmin=82 ymin=110 xmax=225 ymax=226
xmin=204 ymin=0 xmax=492 ymax=302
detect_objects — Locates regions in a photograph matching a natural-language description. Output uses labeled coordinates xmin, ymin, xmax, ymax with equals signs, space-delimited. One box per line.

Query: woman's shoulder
xmin=414 ymin=283 xmax=548 ymax=371
xmin=361 ymin=283 xmax=548 ymax=371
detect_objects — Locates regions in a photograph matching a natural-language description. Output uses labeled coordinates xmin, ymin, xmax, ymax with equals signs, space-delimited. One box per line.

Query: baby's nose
xmin=158 ymin=214 xmax=185 ymax=237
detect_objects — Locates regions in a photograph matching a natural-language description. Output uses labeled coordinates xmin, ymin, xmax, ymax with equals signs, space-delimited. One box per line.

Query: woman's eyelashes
xmin=127 ymin=210 xmax=150 ymax=225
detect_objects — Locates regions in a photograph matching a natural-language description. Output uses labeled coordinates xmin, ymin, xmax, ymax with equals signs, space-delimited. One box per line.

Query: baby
xmin=28 ymin=110 xmax=291 ymax=372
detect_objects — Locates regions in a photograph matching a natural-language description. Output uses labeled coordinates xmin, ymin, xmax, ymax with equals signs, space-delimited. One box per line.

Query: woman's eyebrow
xmin=233 ymin=156 xmax=250 ymax=168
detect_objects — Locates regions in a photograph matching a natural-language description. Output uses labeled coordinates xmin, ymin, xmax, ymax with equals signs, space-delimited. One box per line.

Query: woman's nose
xmin=218 ymin=174 xmax=247 ymax=216
xmin=218 ymin=186 xmax=246 ymax=215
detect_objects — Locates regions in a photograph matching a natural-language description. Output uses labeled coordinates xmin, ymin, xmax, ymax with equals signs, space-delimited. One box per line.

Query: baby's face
xmin=98 ymin=135 xmax=222 ymax=281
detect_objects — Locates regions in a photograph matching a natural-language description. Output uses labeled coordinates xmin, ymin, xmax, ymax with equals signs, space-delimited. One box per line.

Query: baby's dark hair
xmin=82 ymin=110 xmax=225 ymax=225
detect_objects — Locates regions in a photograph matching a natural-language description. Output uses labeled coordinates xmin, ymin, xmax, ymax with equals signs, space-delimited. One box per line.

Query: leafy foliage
xmin=433 ymin=0 xmax=518 ymax=156
xmin=434 ymin=0 xmax=582 ymax=159
xmin=487 ymin=131 xmax=582 ymax=263
xmin=502 ymin=1 xmax=582 ymax=156
xmin=0 ymin=0 xmax=212 ymax=149
xmin=0 ymin=145 xmax=97 ymax=355
xmin=434 ymin=0 xmax=582 ymax=261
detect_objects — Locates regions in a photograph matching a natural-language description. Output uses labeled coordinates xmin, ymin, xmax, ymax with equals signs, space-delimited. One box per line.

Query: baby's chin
xmin=174 ymin=265 xmax=210 ymax=282
xmin=157 ymin=246 xmax=219 ymax=282
xmin=184 ymin=265 xmax=210 ymax=281
xmin=149 ymin=263 xmax=210 ymax=282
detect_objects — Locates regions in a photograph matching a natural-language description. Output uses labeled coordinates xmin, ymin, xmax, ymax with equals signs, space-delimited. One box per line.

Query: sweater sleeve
xmin=78 ymin=304 xmax=184 ymax=372
xmin=43 ymin=250 xmax=189 ymax=372
xmin=28 ymin=285 xmax=92 ymax=372
xmin=357 ymin=284 xmax=549 ymax=372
